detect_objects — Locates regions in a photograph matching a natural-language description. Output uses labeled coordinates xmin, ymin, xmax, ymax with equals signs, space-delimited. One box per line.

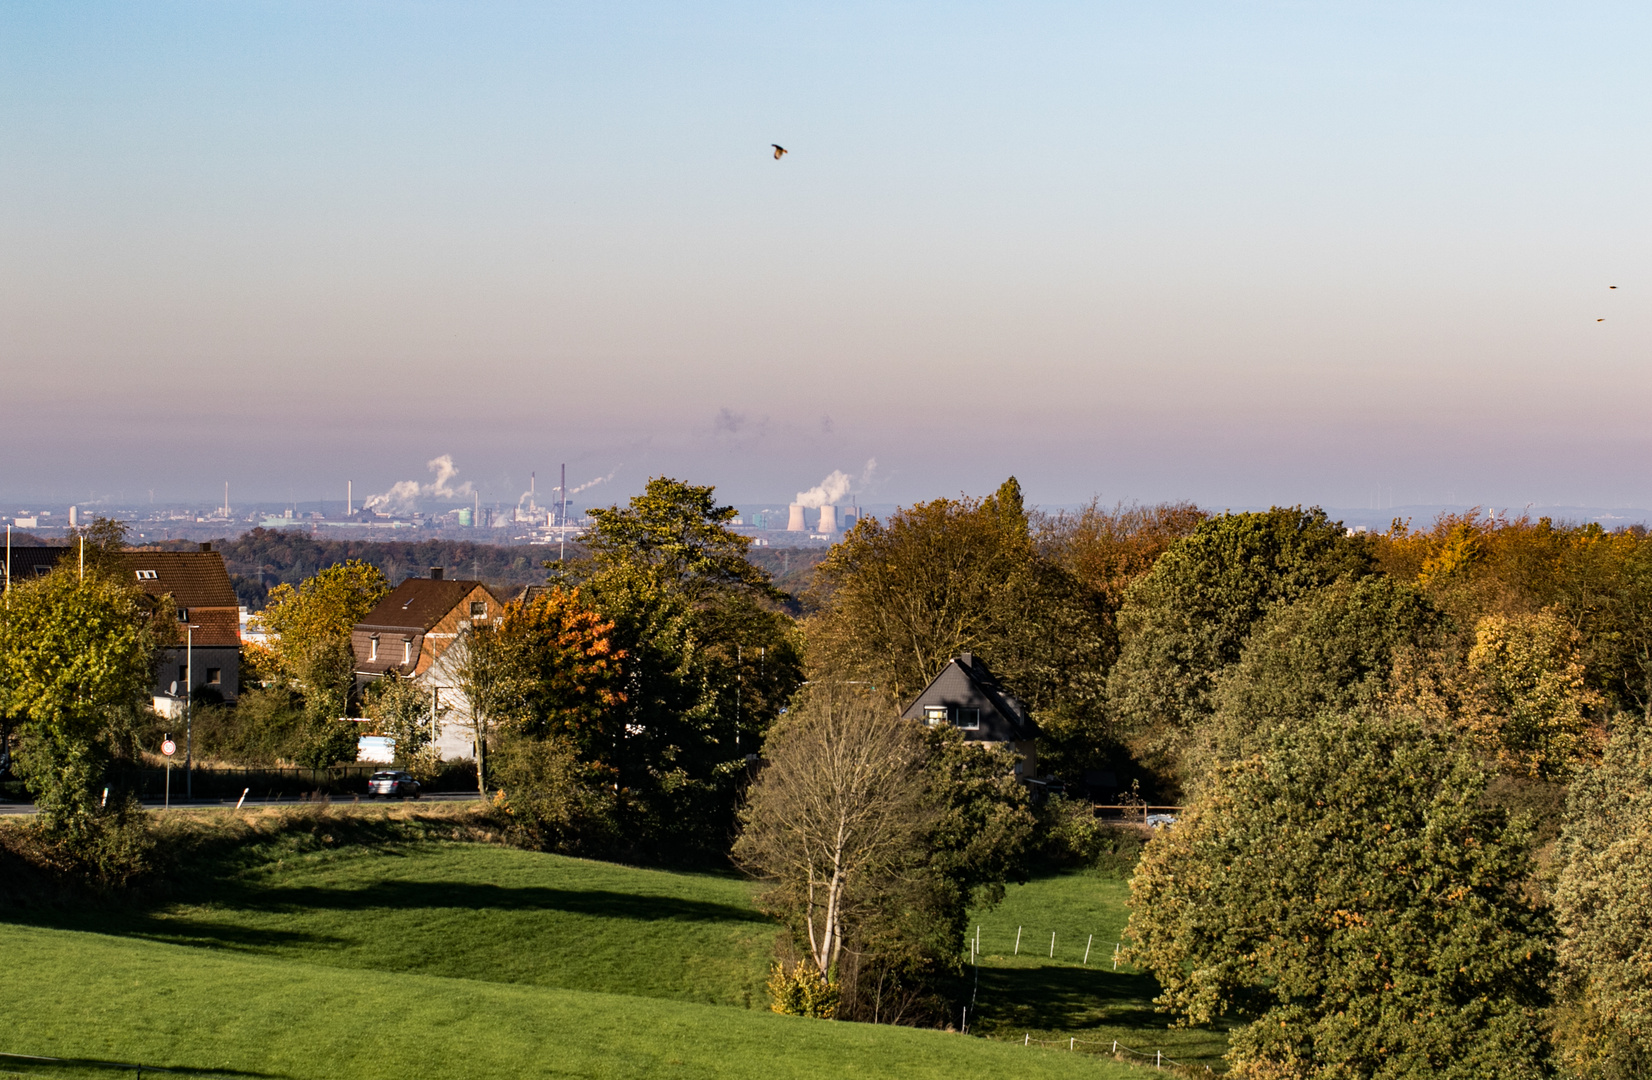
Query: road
xmin=0 ymin=791 xmax=483 ymax=816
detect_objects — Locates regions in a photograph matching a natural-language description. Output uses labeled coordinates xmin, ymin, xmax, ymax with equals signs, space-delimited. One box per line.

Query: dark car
xmin=367 ymin=770 xmax=421 ymax=799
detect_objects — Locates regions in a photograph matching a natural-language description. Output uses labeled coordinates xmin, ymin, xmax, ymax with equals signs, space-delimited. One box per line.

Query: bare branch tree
xmin=734 ymin=686 xmax=929 ymax=982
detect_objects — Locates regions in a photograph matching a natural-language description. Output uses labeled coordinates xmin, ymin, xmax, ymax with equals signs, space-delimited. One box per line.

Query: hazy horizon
xmin=4 ymin=2 xmax=1648 ymax=511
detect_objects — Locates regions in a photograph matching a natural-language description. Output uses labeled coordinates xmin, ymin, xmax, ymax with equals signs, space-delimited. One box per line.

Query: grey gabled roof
xmin=900 ymin=652 xmax=1037 ymax=740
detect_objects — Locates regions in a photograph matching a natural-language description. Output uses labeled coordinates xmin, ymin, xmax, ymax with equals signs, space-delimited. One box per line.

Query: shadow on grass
xmin=0 ymin=1051 xmax=282 ymax=1079
xmin=231 ymin=879 xmax=771 ymax=924
xmin=975 ymin=964 xmax=1172 ymax=1031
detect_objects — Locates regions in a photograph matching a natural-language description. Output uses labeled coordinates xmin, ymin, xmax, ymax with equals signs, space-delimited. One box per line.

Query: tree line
xmin=4 ymin=484 xmax=1652 ymax=1073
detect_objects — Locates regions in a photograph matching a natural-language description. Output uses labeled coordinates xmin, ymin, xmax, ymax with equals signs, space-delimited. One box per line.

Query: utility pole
xmin=186 ymin=623 xmax=198 ymax=800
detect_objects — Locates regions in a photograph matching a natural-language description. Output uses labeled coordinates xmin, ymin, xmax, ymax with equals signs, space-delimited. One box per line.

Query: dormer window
xmin=135 ymin=570 xmax=158 ymax=580
xmin=369 ymin=635 xmax=379 ymax=662
xmin=403 ymin=639 xmax=413 ymax=665
xmin=177 ymin=607 xmax=189 ymax=622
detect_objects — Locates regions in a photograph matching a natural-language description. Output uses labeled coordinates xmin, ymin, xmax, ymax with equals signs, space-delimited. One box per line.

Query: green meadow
xmin=0 ymin=806 xmax=1214 ymax=1078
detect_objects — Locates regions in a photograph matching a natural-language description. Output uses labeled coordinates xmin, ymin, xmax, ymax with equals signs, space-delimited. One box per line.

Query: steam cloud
xmin=795 ymin=459 xmax=876 ymax=508
xmin=569 ymin=469 xmax=619 ymax=496
xmin=364 ymin=455 xmax=475 ymax=514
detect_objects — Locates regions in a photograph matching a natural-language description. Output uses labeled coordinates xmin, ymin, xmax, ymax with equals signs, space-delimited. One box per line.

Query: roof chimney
xmin=199 ymin=542 xmax=212 ymax=552
xmin=429 ymin=567 xmax=444 ymax=580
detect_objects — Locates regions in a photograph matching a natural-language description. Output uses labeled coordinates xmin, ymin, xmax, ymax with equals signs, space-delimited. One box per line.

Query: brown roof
xmin=357 ymin=578 xmax=497 ymax=632
xmin=118 ymin=551 xmax=239 ymax=609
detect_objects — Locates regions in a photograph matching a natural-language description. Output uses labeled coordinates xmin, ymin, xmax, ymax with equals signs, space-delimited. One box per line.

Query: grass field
xmin=0 ymin=805 xmax=1210 ymax=1078
xmin=966 ymin=868 xmax=1232 ymax=1070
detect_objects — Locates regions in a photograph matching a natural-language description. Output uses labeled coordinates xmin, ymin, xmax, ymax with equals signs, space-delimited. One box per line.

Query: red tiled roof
xmin=357 ymin=578 xmax=495 ymax=633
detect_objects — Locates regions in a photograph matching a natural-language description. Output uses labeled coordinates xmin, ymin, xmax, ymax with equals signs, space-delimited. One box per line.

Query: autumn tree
xmin=1126 ymin=712 xmax=1551 ymax=1078
xmin=254 ymin=560 xmax=389 ymax=766
xmin=1036 ymin=499 xmax=1208 ymax=612
xmin=1464 ymin=611 xmax=1604 ymax=781
xmin=558 ymin=477 xmax=804 ymax=854
xmin=1108 ymin=506 xmax=1372 ymax=784
xmin=361 ymin=673 xmax=438 ymax=778
xmin=1551 ymin=719 xmax=1652 ymax=1078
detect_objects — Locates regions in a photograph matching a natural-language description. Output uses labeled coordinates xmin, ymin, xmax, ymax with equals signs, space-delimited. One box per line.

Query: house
xmin=900 ymin=652 xmax=1038 ymax=779
xmin=351 ymin=568 xmax=507 ymax=683
xmin=124 ymin=545 xmax=242 ymax=712
xmin=3 ymin=543 xmax=242 ymax=712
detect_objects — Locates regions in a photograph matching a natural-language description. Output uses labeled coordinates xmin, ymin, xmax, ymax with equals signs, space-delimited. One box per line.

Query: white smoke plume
xmin=569 ymin=469 xmax=619 ymax=496
xmin=795 ymin=470 xmax=851 ymax=509
xmin=364 ymin=455 xmax=474 ymax=514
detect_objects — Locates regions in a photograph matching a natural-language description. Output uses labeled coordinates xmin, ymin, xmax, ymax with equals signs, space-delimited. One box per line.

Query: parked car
xmin=1145 ymin=813 xmax=1177 ymax=829
xmin=367 ymin=770 xmax=421 ymax=799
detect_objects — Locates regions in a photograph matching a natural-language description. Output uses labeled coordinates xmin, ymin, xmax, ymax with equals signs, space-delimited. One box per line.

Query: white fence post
xmin=1050 ymin=932 xmax=1056 ymax=958
xmin=1014 ymin=926 xmax=1022 ymax=954
xmin=1084 ymin=933 xmax=1092 ymax=964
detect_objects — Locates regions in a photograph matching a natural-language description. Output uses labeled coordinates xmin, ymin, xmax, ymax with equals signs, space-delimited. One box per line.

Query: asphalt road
xmin=0 ymin=791 xmax=483 ymax=816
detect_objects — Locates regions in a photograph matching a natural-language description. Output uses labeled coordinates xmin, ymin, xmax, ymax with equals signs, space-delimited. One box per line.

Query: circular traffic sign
xmin=161 ymin=739 xmax=176 ymax=757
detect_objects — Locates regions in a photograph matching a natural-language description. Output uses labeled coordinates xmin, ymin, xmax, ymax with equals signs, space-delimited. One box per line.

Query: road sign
xmin=161 ymin=739 xmax=176 ymax=757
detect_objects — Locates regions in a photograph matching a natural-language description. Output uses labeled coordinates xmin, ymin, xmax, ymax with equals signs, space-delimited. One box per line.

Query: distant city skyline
xmin=4 ymin=3 xmax=1648 ymax=510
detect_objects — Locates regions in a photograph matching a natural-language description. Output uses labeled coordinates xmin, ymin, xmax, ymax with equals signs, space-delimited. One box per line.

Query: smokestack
xmin=347 ymin=480 xmax=352 ymax=516
xmin=787 ymin=504 xmax=807 ymax=531
xmin=429 ymin=567 xmax=444 ymax=580
xmin=68 ymin=506 xmax=78 ymax=527
xmin=818 ymin=505 xmax=838 ymax=533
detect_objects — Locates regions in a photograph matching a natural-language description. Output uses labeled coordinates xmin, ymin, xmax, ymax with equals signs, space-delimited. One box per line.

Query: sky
xmin=2 ymin=1 xmax=1649 ymax=513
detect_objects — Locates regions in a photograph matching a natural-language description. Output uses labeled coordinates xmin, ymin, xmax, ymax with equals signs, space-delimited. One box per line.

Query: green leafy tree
xmin=1109 ymin=506 xmax=1372 ymax=782
xmin=362 ymin=673 xmax=439 ymax=778
xmin=0 ymin=560 xmax=165 ymax=874
xmin=1207 ymin=576 xmax=1446 ymax=765
xmin=1551 ymin=719 xmax=1652 ymax=1079
xmin=1464 ymin=611 xmax=1604 ymax=781
xmin=1125 ymin=712 xmax=1551 ymax=1079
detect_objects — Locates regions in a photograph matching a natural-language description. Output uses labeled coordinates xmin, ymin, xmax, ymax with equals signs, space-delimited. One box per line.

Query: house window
xmin=206 ymin=668 xmax=221 ymax=686
xmin=369 ymin=636 xmax=379 ymax=662
xmin=470 ymin=601 xmax=487 ymax=618
xmin=178 ymin=665 xmax=188 ymax=685
xmin=955 ymin=708 xmax=980 ymax=730
xmin=177 ymin=607 xmax=189 ymax=622
xmin=923 ymin=706 xmax=948 ymax=727
xmin=135 ymin=569 xmax=158 ymax=580
xmin=403 ymin=639 xmax=413 ymax=664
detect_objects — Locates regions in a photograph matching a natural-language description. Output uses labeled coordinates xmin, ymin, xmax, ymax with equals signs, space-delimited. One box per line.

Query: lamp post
xmin=186 ymin=622 xmax=199 ymax=800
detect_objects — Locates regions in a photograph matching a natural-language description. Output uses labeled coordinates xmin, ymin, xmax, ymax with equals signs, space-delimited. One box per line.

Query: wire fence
xmin=966 ymin=924 xmax=1134 ymax=970
xmin=1014 ymin=1034 xmax=1213 ymax=1073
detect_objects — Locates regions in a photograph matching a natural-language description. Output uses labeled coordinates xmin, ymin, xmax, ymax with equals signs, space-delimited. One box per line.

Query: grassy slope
xmin=0 ymin=925 xmax=1140 ymax=1080
xmin=37 ymin=843 xmax=776 ymax=1007
xmin=967 ymin=868 xmax=1231 ymax=1069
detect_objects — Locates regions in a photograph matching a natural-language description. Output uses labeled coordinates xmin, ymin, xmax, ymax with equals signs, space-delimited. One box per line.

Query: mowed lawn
xmin=0 ymin=923 xmax=1141 ymax=1080
xmin=966 ymin=867 xmax=1232 ymax=1069
xmin=0 ymin=810 xmax=1183 ymax=1078
xmin=29 ymin=842 xmax=777 ymax=1007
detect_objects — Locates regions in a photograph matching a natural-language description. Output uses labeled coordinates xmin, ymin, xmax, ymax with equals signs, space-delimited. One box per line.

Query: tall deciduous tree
xmin=560 ymin=477 xmax=804 ymax=853
xmin=254 ymin=560 xmax=389 ymax=766
xmin=734 ymin=687 xmax=929 ymax=985
xmin=807 ymin=478 xmax=1108 ymax=775
xmin=1125 ymin=712 xmax=1551 ymax=1079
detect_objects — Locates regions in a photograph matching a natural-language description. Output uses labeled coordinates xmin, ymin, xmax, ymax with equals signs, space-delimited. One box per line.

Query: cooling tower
xmin=787 ymin=504 xmax=807 ymax=531
xmin=818 ymin=505 xmax=839 ymax=533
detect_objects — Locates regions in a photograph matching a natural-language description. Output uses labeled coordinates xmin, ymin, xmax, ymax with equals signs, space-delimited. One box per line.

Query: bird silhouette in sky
xmin=772 ymin=144 xmax=787 ymax=160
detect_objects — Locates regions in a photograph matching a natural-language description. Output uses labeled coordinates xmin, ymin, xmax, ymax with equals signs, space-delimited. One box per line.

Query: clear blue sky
xmin=3 ymin=2 xmax=1647 ymax=512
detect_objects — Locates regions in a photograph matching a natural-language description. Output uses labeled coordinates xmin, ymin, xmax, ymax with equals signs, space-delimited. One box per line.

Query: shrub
xmin=489 ymin=733 xmax=619 ymax=854
xmin=766 ymin=960 xmax=839 ymax=1019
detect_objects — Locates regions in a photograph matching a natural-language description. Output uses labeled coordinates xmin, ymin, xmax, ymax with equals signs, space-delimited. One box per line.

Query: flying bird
xmin=1609 ymin=285 xmax=1617 ymax=289
xmin=1598 ymin=319 xmax=1605 ymax=322
xmin=772 ymin=144 xmax=787 ymax=160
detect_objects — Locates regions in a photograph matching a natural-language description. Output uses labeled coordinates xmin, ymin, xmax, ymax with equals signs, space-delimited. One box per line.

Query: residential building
xmin=126 ymin=545 xmax=242 ymax=713
xmin=900 ymin=652 xmax=1038 ymax=779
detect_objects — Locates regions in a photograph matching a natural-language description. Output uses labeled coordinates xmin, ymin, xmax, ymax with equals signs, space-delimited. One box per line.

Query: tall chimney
xmin=429 ymin=567 xmax=444 ymax=580
xmin=818 ymin=505 xmax=838 ymax=533
xmin=787 ymin=504 xmax=807 ymax=531
xmin=347 ymin=480 xmax=352 ymax=516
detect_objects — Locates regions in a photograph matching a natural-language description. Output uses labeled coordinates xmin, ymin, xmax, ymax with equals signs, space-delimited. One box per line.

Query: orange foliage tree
xmin=493 ymin=586 xmax=626 ymax=761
